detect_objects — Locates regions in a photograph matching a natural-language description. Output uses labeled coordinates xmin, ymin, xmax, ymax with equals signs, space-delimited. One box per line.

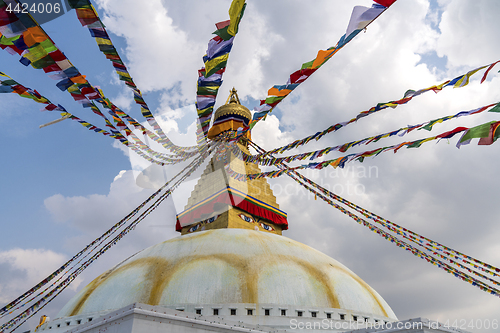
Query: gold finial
xmin=225 ymin=87 xmax=241 ymax=105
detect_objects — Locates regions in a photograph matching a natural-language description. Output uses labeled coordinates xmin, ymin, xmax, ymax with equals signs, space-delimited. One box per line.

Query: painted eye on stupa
xmin=188 ymin=224 xmax=201 ymax=233
xmin=260 ymin=223 xmax=274 ymax=231
xmin=239 ymin=214 xmax=254 ymax=223
xmin=205 ymin=215 xmax=219 ymax=224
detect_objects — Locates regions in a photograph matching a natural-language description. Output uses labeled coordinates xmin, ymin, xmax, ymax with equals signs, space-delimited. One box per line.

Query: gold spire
xmin=178 ymin=90 xmax=287 ymax=235
xmin=226 ymin=87 xmax=241 ymax=104
xmin=213 ymin=88 xmax=251 ymax=123
xmin=208 ymin=88 xmax=252 ymax=140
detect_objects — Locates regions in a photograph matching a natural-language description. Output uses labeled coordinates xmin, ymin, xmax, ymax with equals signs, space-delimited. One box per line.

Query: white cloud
xmin=94 ymin=0 xmax=204 ymax=102
xmin=0 ymin=248 xmax=72 ymax=303
xmin=436 ymin=0 xmax=500 ymax=69
xmin=44 ymin=169 xmax=178 ymax=244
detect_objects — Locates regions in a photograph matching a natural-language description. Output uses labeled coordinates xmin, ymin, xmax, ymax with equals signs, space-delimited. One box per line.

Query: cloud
xmin=0 ymin=249 xmax=79 ymax=330
xmin=0 ymin=249 xmax=68 ymax=298
xmin=94 ymin=0 xmax=204 ymax=103
xmin=436 ymin=0 xmax=500 ymax=69
xmin=44 ymin=169 xmax=179 ymax=249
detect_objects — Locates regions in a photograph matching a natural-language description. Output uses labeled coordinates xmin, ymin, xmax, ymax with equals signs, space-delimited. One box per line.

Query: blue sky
xmin=1 ymin=0 xmax=500 ymax=332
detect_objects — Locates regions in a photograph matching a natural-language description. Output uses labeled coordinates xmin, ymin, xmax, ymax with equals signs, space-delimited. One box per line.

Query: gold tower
xmin=176 ymin=89 xmax=288 ymax=235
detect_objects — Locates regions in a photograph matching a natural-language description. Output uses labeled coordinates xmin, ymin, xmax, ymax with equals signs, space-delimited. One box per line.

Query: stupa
xmin=32 ymin=90 xmax=457 ymax=333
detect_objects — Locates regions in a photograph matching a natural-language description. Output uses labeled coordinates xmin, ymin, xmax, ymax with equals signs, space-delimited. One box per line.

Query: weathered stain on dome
xmin=58 ymin=229 xmax=396 ymax=320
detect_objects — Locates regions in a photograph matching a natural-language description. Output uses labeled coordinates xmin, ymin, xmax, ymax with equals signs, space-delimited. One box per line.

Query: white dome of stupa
xmin=57 ymin=228 xmax=397 ymax=322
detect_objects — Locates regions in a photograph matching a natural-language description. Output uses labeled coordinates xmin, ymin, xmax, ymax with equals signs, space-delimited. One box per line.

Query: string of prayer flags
xmin=0 ymin=71 xmax=66 ymax=111
xmin=64 ymin=110 xmax=206 ymax=165
xmin=243 ymin=138 xmax=500 ymax=293
xmin=287 ymin=169 xmax=500 ymax=280
xmin=0 ymin=3 xmax=100 ymax=104
xmin=291 ymin=177 xmax=500 ymax=296
xmin=227 ymin=123 xmax=500 ymax=180
xmin=0 ymin=1 xmax=202 ymax=164
xmin=0 ymin=69 xmax=198 ymax=164
xmin=66 ymin=0 xmax=200 ymax=154
xmin=195 ymin=0 xmax=246 ymax=142
xmin=294 ymin=178 xmax=500 ymax=297
xmin=244 ymin=141 xmax=500 ymax=296
xmin=0 ymin=73 xmax=172 ymax=164
xmin=244 ymin=138 xmax=500 ymax=284
xmin=0 ymin=73 xmax=151 ymax=163
xmin=0 ymin=149 xmax=214 ymax=332
xmin=245 ymin=0 xmax=397 ymax=134
xmin=91 ymin=87 xmax=204 ymax=160
xmin=240 ymin=103 xmax=498 ymax=166
xmin=0 ymin=3 xmax=118 ymax=125
xmin=254 ymin=60 xmax=500 ymax=158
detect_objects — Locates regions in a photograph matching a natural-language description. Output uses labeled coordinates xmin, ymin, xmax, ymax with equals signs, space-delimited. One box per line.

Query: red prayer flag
xmin=49 ymin=50 xmax=66 ymax=62
xmin=373 ymin=0 xmax=397 ymax=7
xmin=480 ymin=60 xmax=500 ymax=84
xmin=436 ymin=127 xmax=468 ymax=139
xmin=289 ymin=68 xmax=317 ymax=84
xmin=216 ymin=20 xmax=231 ymax=30
xmin=43 ymin=64 xmax=62 ymax=73
xmin=44 ymin=104 xmax=58 ymax=111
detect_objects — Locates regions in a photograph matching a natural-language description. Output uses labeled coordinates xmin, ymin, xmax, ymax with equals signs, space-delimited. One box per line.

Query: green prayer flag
xmin=265 ymin=96 xmax=284 ymax=104
xmin=1 ymin=79 xmax=17 ymax=86
xmin=204 ymin=60 xmax=227 ymax=78
xmin=197 ymin=86 xmax=219 ymax=96
xmin=213 ymin=26 xmax=233 ymax=41
xmin=406 ymin=139 xmax=425 ymax=148
xmin=197 ymin=107 xmax=214 ymax=117
xmin=487 ymin=102 xmax=500 ymax=113
xmin=301 ymin=60 xmax=314 ymax=70
xmin=421 ymin=119 xmax=440 ymax=131
xmin=31 ymin=55 xmax=56 ymax=69
xmin=460 ymin=121 xmax=497 ymax=142
xmin=67 ymin=0 xmax=92 ymax=9
xmin=0 ymin=35 xmax=21 ymax=46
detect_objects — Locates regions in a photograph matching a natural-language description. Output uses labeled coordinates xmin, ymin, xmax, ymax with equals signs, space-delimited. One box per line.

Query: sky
xmin=1 ymin=0 xmax=500 ymax=332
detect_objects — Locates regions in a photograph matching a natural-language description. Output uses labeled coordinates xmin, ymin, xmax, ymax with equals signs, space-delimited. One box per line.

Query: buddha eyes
xmin=237 ymin=214 xmax=274 ymax=231
xmin=188 ymin=224 xmax=201 ymax=233
xmin=260 ymin=223 xmax=274 ymax=231
xmin=239 ymin=214 xmax=254 ymax=223
xmin=206 ymin=215 xmax=219 ymax=224
xmin=187 ymin=215 xmax=219 ymax=233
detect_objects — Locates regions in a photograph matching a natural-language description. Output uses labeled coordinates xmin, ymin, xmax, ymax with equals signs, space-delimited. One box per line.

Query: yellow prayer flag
xmin=227 ymin=0 xmax=246 ymax=36
xmin=23 ymin=44 xmax=48 ymax=62
xmin=95 ymin=37 xmax=112 ymax=45
xmin=205 ymin=54 xmax=229 ymax=76
xmin=454 ymin=65 xmax=487 ymax=88
xmin=67 ymin=85 xmax=79 ymax=93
